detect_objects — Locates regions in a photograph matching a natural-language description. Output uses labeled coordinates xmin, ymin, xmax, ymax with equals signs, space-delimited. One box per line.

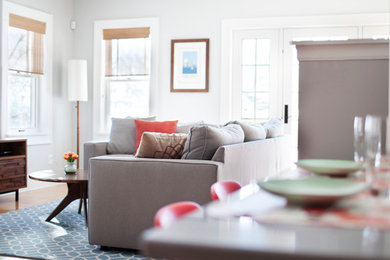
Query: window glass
xmin=8 ymin=73 xmax=36 ymax=129
xmin=8 ymin=27 xmax=27 ymax=71
xmin=107 ymin=78 xmax=150 ymax=118
xmin=106 ymin=37 xmax=151 ymax=76
xmin=241 ymin=38 xmax=271 ymax=122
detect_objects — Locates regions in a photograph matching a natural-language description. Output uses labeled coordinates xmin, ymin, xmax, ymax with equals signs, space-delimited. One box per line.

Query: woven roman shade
xmin=104 ymin=27 xmax=150 ymax=77
xmin=103 ymin=27 xmax=150 ymax=40
xmin=8 ymin=13 xmax=46 ymax=75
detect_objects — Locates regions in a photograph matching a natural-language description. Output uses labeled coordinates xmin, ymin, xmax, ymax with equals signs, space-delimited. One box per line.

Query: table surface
xmin=141 ymin=173 xmax=390 ymax=260
xmin=29 ymin=169 xmax=88 ymax=183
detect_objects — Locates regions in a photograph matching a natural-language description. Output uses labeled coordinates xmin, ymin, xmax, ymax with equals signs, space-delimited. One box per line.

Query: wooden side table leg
xmin=15 ymin=190 xmax=19 ymax=201
xmin=82 ymin=183 xmax=88 ymax=226
xmin=46 ymin=183 xmax=80 ymax=222
xmin=78 ymin=199 xmax=83 ymax=214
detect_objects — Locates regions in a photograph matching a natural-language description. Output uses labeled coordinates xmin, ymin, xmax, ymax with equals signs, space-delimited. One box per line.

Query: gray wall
xmin=299 ymin=59 xmax=389 ymax=160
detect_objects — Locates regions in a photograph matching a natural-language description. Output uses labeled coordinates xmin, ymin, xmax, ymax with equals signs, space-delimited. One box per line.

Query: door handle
xmin=284 ymin=105 xmax=288 ymax=124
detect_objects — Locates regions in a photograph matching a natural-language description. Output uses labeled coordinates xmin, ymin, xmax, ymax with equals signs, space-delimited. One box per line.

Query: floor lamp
xmin=68 ymin=59 xmax=88 ymax=169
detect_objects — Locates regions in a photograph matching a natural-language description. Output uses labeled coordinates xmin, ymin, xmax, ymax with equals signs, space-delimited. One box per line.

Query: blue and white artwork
xmin=182 ymin=51 xmax=198 ymax=74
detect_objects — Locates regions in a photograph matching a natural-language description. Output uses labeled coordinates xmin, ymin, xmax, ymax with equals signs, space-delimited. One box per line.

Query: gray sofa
xmin=85 ymin=135 xmax=291 ymax=250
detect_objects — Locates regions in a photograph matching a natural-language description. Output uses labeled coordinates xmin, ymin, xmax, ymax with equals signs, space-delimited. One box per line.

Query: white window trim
xmin=93 ymin=17 xmax=159 ymax=140
xmin=220 ymin=13 xmax=390 ymax=123
xmin=1 ymin=1 xmax=53 ymax=145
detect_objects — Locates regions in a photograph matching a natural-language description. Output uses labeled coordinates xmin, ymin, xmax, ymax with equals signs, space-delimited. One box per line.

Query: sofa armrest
xmin=84 ymin=141 xmax=108 ymax=169
xmin=212 ymin=136 xmax=292 ymax=185
xmin=88 ymin=156 xmax=221 ymax=249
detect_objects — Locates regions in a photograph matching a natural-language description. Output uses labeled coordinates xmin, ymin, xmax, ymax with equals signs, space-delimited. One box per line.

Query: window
xmin=104 ymin=28 xmax=151 ymax=119
xmin=93 ymin=18 xmax=159 ymax=139
xmin=1 ymin=2 xmax=53 ymax=144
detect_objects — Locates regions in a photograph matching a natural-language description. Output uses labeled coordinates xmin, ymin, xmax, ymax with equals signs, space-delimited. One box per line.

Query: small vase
xmin=64 ymin=161 xmax=77 ymax=174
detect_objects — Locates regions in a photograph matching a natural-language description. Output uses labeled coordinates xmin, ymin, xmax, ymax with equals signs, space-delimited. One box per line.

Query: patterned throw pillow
xmin=135 ymin=132 xmax=188 ymax=159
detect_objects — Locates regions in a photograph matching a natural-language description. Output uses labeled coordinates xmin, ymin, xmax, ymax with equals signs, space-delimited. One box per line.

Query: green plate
xmin=296 ymin=159 xmax=364 ymax=175
xmin=259 ymin=177 xmax=368 ymax=205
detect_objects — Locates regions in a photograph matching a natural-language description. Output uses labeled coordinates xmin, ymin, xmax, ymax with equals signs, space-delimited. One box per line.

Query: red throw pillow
xmin=134 ymin=119 xmax=178 ymax=153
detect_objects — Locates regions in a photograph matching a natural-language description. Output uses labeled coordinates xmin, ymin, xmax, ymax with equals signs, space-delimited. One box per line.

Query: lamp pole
xmin=77 ymin=100 xmax=80 ymax=169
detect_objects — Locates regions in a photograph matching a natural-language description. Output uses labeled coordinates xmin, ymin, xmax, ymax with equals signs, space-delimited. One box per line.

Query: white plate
xmin=296 ymin=159 xmax=364 ymax=176
xmin=259 ymin=177 xmax=368 ymax=205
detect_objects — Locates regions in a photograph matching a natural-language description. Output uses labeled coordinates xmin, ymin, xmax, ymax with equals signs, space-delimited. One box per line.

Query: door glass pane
xmin=242 ymin=66 xmax=255 ymax=92
xmin=8 ymin=73 xmax=36 ymax=129
xmin=242 ymin=39 xmax=256 ymax=65
xmin=241 ymin=92 xmax=255 ymax=119
xmin=256 ymin=39 xmax=270 ymax=64
xmin=255 ymin=93 xmax=269 ymax=119
xmin=256 ymin=66 xmax=270 ymax=91
xmin=108 ymin=79 xmax=150 ymax=119
xmin=241 ymin=37 xmax=272 ymax=121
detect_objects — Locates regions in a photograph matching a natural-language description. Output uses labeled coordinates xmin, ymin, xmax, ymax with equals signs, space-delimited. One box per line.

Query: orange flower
xmin=64 ymin=152 xmax=78 ymax=162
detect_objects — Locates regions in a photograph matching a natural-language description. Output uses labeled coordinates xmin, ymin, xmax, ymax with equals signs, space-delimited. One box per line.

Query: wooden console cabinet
xmin=0 ymin=139 xmax=27 ymax=201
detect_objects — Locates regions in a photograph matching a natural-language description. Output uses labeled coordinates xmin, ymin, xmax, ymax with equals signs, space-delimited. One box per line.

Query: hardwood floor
xmin=0 ymin=185 xmax=67 ymax=214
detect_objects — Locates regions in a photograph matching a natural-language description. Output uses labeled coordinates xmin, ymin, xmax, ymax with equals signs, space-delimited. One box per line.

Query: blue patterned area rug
xmin=0 ymin=200 xmax=153 ymax=260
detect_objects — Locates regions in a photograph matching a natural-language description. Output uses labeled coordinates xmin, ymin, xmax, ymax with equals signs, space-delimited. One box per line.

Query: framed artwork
xmin=170 ymin=38 xmax=209 ymax=92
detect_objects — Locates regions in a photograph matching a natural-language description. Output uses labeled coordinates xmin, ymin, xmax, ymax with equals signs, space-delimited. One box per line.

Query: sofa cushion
xmin=134 ymin=120 xmax=179 ymax=153
xmin=262 ymin=118 xmax=284 ymax=138
xmin=107 ymin=116 xmax=155 ymax=154
xmin=227 ymin=120 xmax=266 ymax=142
xmin=176 ymin=121 xmax=204 ymax=134
xmin=135 ymin=132 xmax=187 ymax=159
xmin=182 ymin=124 xmax=244 ymax=160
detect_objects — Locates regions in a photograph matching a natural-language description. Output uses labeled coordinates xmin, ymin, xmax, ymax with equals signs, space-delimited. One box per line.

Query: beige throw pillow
xmin=135 ymin=132 xmax=188 ymax=159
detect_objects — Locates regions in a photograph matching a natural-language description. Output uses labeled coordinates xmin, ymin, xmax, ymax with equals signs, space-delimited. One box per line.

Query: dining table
xmin=141 ymin=169 xmax=390 ymax=260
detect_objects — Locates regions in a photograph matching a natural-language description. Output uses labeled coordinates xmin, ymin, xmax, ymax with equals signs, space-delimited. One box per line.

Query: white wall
xmin=0 ymin=0 xmax=388 ymax=189
xmin=72 ymin=0 xmax=389 ymax=158
xmin=4 ymin=0 xmax=75 ymax=190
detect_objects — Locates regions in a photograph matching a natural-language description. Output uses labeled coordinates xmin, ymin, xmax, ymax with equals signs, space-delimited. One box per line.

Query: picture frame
xmin=170 ymin=39 xmax=209 ymax=92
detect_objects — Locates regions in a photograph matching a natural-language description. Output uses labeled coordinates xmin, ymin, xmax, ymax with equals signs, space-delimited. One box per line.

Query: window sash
xmin=105 ymin=76 xmax=150 ymax=125
xmin=7 ymin=71 xmax=39 ymax=131
xmin=8 ymin=14 xmax=45 ymax=75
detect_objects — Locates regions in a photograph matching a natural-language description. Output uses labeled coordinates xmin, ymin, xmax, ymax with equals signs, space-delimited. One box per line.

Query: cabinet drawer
xmin=0 ymin=176 xmax=26 ymax=191
xmin=0 ymin=159 xmax=25 ymax=179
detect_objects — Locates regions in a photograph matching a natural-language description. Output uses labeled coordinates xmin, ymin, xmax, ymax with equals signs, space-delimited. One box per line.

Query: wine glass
xmin=364 ymin=115 xmax=382 ymax=171
xmin=353 ymin=116 xmax=365 ymax=163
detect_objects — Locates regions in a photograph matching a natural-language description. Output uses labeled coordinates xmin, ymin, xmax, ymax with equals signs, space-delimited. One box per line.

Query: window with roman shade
xmin=2 ymin=1 xmax=53 ymax=145
xmin=8 ymin=13 xmax=46 ymax=75
xmin=102 ymin=27 xmax=152 ymax=123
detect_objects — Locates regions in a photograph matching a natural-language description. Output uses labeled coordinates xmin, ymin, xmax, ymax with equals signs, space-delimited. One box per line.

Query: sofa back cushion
xmin=227 ymin=120 xmax=266 ymax=142
xmin=176 ymin=121 xmax=204 ymax=134
xmin=261 ymin=118 xmax=284 ymax=138
xmin=182 ymin=124 xmax=244 ymax=160
xmin=134 ymin=120 xmax=179 ymax=153
xmin=107 ymin=116 xmax=155 ymax=154
xmin=135 ymin=132 xmax=187 ymax=159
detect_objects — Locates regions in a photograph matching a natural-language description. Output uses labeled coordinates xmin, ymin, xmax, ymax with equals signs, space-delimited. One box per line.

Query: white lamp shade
xmin=68 ymin=59 xmax=88 ymax=101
